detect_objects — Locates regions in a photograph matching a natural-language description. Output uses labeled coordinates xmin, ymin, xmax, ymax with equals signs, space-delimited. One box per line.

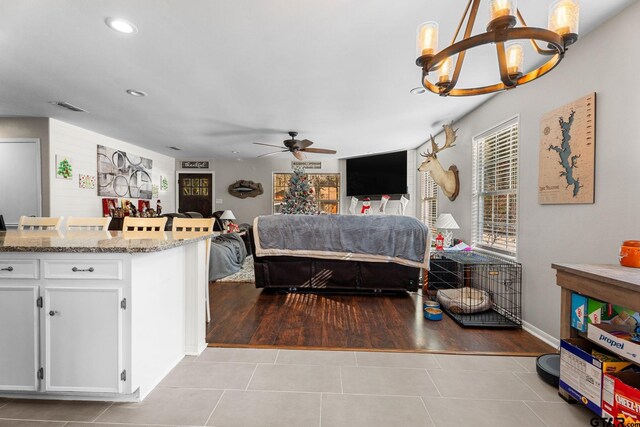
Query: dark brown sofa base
xmin=249 ymin=230 xmax=419 ymax=293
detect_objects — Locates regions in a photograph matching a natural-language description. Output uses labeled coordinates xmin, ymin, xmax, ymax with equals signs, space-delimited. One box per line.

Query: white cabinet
xmin=0 ymin=285 xmax=40 ymax=391
xmin=44 ymin=287 xmax=123 ymax=393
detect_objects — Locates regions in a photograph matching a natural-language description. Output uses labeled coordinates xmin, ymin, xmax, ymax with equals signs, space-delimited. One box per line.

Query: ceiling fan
xmin=253 ymin=132 xmax=337 ymax=160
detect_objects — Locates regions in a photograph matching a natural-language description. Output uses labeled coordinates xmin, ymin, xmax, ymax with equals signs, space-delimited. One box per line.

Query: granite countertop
xmin=0 ymin=230 xmax=214 ymax=254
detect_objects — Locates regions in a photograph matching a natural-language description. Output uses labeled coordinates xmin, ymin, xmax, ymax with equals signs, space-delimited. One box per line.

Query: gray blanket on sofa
xmin=254 ymin=214 xmax=430 ymax=268
xmin=209 ymin=233 xmax=247 ymax=281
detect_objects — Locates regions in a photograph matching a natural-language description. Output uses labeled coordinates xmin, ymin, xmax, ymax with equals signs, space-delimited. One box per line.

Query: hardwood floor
xmin=206 ymin=282 xmax=554 ymax=355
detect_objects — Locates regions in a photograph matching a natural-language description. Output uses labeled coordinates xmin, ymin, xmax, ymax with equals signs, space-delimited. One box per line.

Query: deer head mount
xmin=418 ymin=123 xmax=460 ymax=201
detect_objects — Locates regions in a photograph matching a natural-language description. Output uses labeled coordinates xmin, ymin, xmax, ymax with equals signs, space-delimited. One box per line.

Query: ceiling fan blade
xmin=253 ymin=142 xmax=284 ymax=148
xmin=300 ymin=147 xmax=337 ymax=154
xmin=295 ymin=139 xmax=313 ymax=149
xmin=292 ymin=151 xmax=306 ymax=161
xmin=258 ymin=151 xmax=282 ymax=158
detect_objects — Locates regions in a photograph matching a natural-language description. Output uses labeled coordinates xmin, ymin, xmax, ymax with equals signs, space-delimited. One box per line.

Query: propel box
xmin=560 ymin=338 xmax=631 ymax=416
xmin=588 ymin=323 xmax=640 ymax=364
xmin=602 ymin=372 xmax=640 ymax=426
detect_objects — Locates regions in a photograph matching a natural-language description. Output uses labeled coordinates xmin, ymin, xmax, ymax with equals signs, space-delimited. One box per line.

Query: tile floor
xmin=0 ymin=348 xmax=597 ymax=427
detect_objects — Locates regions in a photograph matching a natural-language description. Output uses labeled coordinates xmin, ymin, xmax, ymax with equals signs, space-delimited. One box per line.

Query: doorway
xmin=177 ymin=172 xmax=214 ymax=217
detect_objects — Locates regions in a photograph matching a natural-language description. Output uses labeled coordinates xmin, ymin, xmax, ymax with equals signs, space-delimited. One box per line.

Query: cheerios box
xmin=560 ymin=338 xmax=631 ymax=416
xmin=602 ymin=372 xmax=640 ymax=426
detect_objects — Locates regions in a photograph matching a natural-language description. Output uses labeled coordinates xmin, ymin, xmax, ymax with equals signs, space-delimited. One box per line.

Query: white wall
xmin=177 ymin=151 xmax=417 ymax=225
xmin=415 ymin=2 xmax=640 ymax=339
xmin=0 ymin=118 xmax=50 ymax=216
xmin=49 ymin=119 xmax=176 ymax=217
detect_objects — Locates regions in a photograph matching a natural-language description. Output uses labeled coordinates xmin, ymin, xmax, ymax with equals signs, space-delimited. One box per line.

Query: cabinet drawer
xmin=43 ymin=260 xmax=122 ymax=280
xmin=0 ymin=260 xmax=39 ymax=279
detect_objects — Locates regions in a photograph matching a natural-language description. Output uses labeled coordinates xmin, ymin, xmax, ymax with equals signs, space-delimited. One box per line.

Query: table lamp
xmin=434 ymin=213 xmax=459 ymax=248
xmin=219 ymin=210 xmax=236 ymax=232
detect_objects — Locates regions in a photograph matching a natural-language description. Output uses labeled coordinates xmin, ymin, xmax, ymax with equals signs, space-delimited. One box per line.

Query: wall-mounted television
xmin=346 ymin=151 xmax=407 ymax=196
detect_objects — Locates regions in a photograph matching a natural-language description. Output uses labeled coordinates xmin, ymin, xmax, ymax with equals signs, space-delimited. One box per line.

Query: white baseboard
xmin=522 ymin=321 xmax=560 ymax=350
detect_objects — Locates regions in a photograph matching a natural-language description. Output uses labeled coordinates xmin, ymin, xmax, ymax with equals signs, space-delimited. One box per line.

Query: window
xmin=273 ymin=173 xmax=341 ymax=214
xmin=472 ymin=117 xmax=519 ymax=256
xmin=419 ymin=171 xmax=438 ymax=227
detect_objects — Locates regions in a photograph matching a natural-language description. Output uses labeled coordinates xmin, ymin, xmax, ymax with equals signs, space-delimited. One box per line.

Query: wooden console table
xmin=552 ymin=263 xmax=640 ymax=340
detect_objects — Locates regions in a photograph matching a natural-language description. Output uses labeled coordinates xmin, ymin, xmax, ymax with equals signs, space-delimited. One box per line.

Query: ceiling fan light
xmin=549 ymin=0 xmax=580 ymax=44
xmin=417 ymin=21 xmax=439 ymax=57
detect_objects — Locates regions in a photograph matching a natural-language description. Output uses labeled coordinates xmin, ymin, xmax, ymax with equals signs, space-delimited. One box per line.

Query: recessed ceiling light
xmin=126 ymin=89 xmax=147 ymax=97
xmin=169 ymin=146 xmax=182 ymax=151
xmin=231 ymin=151 xmax=240 ymax=154
xmin=105 ymin=17 xmax=138 ymax=34
xmin=410 ymin=87 xmax=426 ymax=95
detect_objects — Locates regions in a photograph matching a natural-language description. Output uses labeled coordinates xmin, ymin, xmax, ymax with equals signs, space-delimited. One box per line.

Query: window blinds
xmin=420 ymin=171 xmax=438 ymax=227
xmin=472 ymin=118 xmax=519 ymax=256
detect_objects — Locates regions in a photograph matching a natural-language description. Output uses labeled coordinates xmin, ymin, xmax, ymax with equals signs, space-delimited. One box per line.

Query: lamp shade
xmin=434 ymin=213 xmax=459 ymax=230
xmin=220 ymin=210 xmax=236 ymax=221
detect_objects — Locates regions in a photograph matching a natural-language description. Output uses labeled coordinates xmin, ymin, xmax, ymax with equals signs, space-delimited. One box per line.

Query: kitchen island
xmin=0 ymin=229 xmax=211 ymax=401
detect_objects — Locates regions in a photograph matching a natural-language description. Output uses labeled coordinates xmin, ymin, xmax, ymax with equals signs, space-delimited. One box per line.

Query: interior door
xmin=178 ymin=173 xmax=213 ymax=216
xmin=0 ymin=285 xmax=39 ymax=391
xmin=44 ymin=287 xmax=122 ymax=393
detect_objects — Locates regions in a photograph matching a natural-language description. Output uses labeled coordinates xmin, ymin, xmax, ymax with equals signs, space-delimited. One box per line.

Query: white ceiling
xmin=0 ymin=0 xmax=635 ymax=160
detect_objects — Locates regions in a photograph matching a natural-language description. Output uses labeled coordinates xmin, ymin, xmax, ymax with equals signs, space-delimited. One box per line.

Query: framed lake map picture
xmin=538 ymin=93 xmax=596 ymax=204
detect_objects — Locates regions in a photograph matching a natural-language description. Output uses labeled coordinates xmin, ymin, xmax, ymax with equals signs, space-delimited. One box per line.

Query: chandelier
xmin=415 ymin=0 xmax=580 ymax=96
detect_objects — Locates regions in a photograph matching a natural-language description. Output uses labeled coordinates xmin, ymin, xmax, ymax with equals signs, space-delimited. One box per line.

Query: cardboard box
xmin=602 ymin=372 xmax=640 ymax=426
xmin=587 ymin=323 xmax=640 ymax=364
xmin=588 ymin=298 xmax=615 ymax=325
xmin=572 ymin=293 xmax=588 ymax=332
xmin=609 ymin=306 xmax=640 ymax=328
xmin=587 ymin=299 xmax=640 ymax=328
xmin=560 ymin=338 xmax=632 ymax=416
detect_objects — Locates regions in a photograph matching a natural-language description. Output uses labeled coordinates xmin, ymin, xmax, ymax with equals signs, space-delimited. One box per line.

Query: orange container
xmin=620 ymin=240 xmax=640 ymax=268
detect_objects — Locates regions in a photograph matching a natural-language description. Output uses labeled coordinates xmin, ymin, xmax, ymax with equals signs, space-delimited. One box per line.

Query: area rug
xmin=216 ymin=257 xmax=255 ymax=282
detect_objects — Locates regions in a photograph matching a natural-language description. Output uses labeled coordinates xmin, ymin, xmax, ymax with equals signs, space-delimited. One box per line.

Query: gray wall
xmin=178 ymin=151 xmax=419 ymax=225
xmin=415 ymin=2 xmax=640 ymax=339
xmin=176 ymin=158 xmax=341 ymax=225
xmin=0 ymin=117 xmax=50 ymax=216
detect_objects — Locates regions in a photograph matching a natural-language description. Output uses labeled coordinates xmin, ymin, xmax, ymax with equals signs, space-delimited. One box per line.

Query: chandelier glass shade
xmin=416 ymin=0 xmax=580 ymax=96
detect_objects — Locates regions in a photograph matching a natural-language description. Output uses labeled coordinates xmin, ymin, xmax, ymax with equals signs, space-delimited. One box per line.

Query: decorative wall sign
xmin=539 ymin=93 xmax=596 ymax=204
xmin=181 ymin=161 xmax=210 ymax=169
xmin=228 ymin=180 xmax=264 ymax=199
xmin=160 ymin=176 xmax=169 ymax=192
xmin=291 ymin=161 xmax=321 ymax=169
xmin=56 ymin=155 xmax=73 ymax=180
xmin=79 ymin=174 xmax=96 ymax=189
xmin=97 ymin=145 xmax=153 ymax=199
xmin=152 ymin=184 xmax=159 ymax=199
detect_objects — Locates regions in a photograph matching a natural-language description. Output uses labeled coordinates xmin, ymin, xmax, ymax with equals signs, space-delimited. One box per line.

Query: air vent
xmin=169 ymin=146 xmax=182 ymax=151
xmin=49 ymin=101 xmax=87 ymax=113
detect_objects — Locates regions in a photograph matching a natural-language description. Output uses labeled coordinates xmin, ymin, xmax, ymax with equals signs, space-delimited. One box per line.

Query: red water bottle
xmin=435 ymin=233 xmax=444 ymax=251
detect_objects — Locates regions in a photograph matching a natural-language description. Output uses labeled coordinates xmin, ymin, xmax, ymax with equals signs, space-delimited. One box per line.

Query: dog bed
xmin=437 ymin=287 xmax=492 ymax=314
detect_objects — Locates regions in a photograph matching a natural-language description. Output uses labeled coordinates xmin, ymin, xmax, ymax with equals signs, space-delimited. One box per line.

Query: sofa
xmin=249 ymin=214 xmax=430 ymax=293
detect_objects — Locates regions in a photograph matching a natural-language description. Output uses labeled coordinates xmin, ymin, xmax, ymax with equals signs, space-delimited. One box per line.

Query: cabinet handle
xmin=72 ymin=267 xmax=94 ymax=272
xmin=1 ymin=266 xmax=13 ymax=272
xmin=49 ymin=310 xmax=57 ymax=316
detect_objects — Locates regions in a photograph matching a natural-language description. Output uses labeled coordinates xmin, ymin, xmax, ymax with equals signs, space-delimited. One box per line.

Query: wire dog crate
xmin=427 ymin=251 xmax=522 ymax=328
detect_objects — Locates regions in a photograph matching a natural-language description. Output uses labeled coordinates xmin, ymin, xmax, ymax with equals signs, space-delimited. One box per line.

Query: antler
xmin=420 ymin=123 xmax=458 ymax=158
xmin=442 ymin=123 xmax=458 ymax=151
xmin=420 ymin=134 xmax=438 ymax=158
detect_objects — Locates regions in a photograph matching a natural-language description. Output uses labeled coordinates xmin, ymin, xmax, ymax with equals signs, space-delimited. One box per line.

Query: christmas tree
xmin=280 ymin=166 xmax=319 ymax=215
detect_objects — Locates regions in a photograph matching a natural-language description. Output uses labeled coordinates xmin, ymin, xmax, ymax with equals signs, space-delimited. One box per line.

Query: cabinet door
xmin=44 ymin=287 xmax=122 ymax=393
xmin=0 ymin=285 xmax=39 ymax=391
